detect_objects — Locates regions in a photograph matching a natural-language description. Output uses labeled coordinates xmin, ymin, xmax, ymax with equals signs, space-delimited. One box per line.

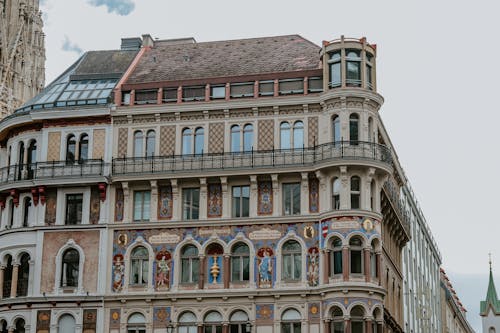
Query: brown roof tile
xmin=126 ymin=35 xmax=321 ymax=85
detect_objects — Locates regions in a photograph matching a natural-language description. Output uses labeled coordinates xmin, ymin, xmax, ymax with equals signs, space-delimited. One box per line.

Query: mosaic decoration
xmin=158 ymin=186 xmax=173 ymax=219
xmin=207 ymin=183 xmax=222 ymax=218
xmin=153 ymin=307 xmax=172 ymax=328
xmin=309 ymin=177 xmax=319 ymax=213
xmin=324 ymin=297 xmax=382 ymax=310
xmin=257 ymin=181 xmax=273 ymax=215
xmin=321 ymin=216 xmax=380 ymax=248
xmin=160 ymin=125 xmax=176 ymax=156
xmin=256 ymin=304 xmax=274 ymax=323
xmin=112 ymin=254 xmax=125 ymax=292
xmin=89 ymin=187 xmax=101 ymax=224
xmin=308 ymin=303 xmax=321 ymax=323
xmin=109 ymin=309 xmax=121 ymax=329
xmin=307 ymin=247 xmax=320 ymax=287
xmin=115 ymin=188 xmax=124 ymax=222
xmin=83 ymin=309 xmax=97 ymax=333
xmin=36 ymin=310 xmax=51 ymax=333
xmin=44 ymin=189 xmax=57 ymax=225
xmin=257 ymin=247 xmax=274 ymax=288
xmin=155 ymin=250 xmax=171 ymax=290
xmin=207 ymin=244 xmax=224 ymax=285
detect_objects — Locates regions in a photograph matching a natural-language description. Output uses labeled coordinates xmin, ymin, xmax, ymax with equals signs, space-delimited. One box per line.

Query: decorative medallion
xmin=362 ymin=218 xmax=374 ymax=232
xmin=117 ymin=233 xmax=128 ymax=246
xmin=304 ymin=225 xmax=315 ymax=239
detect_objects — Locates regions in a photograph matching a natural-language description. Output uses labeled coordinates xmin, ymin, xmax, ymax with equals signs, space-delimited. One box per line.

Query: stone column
xmin=197 ymin=324 xmax=203 ymax=333
xmin=171 ymin=179 xmax=179 ymax=220
xmin=249 ymin=175 xmax=258 ymax=218
xmin=22 ymin=143 xmax=29 ymax=178
xmin=315 ymin=171 xmax=327 ymax=213
xmin=376 ymin=252 xmax=382 ymax=285
xmin=339 ymin=166 xmax=349 ymax=210
xmin=223 ymin=254 xmax=230 ymax=289
xmin=323 ymin=250 xmax=330 ymax=285
xmin=150 ymin=180 xmax=158 ymax=222
xmin=198 ymin=256 xmax=205 ymax=290
xmin=221 ymin=177 xmax=229 ymax=218
xmin=222 ymin=323 xmax=229 ymax=333
xmin=300 ymin=173 xmax=309 ymax=214
xmin=365 ymin=318 xmax=373 ymax=333
xmin=157 ymin=87 xmax=163 ymax=104
xmin=28 ymin=260 xmax=34 ymax=296
xmin=122 ymin=182 xmax=130 ymax=223
xmin=7 ymin=326 xmax=14 ymax=333
xmin=10 ymin=263 xmax=19 ymax=298
xmin=199 ymin=178 xmax=207 ymax=220
xmin=0 ymin=265 xmax=4 ymax=299
xmin=342 ymin=247 xmax=349 ymax=281
xmin=343 ymin=319 xmax=350 ymax=333
xmin=364 ymin=248 xmax=371 ymax=282
xmin=271 ymin=174 xmax=279 ymax=216
xmin=365 ymin=168 xmax=376 ymax=211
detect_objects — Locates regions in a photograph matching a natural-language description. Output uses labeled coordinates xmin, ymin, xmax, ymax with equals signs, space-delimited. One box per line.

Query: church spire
xmin=481 ymin=254 xmax=500 ymax=315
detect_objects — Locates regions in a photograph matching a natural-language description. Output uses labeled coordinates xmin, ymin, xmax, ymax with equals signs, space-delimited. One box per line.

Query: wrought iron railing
xmin=383 ymin=178 xmax=411 ymax=236
xmin=112 ymin=141 xmax=392 ymax=175
xmin=0 ymin=159 xmax=105 ymax=186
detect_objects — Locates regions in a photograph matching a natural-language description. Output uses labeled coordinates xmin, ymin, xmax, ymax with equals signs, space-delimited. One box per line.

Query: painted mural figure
xmin=307 ymin=247 xmax=320 ymax=287
xmin=258 ymin=249 xmax=273 ymax=287
xmin=112 ymin=255 xmax=125 ymax=292
xmin=156 ymin=255 xmax=170 ymax=288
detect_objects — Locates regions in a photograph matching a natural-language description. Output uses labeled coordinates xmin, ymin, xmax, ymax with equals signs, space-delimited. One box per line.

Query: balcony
xmin=112 ymin=141 xmax=392 ymax=176
xmin=0 ymin=159 xmax=106 ymax=187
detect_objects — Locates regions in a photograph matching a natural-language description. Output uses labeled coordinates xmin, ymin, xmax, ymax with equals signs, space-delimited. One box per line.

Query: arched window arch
xmin=22 ymin=197 xmax=31 ymax=227
xmin=282 ymin=240 xmax=302 ymax=281
xmin=66 ymin=135 xmax=76 ymax=164
xmin=0 ymin=320 xmax=7 ymax=333
xmin=17 ymin=141 xmax=24 ymax=179
xmin=27 ymin=140 xmax=36 ymax=179
xmin=293 ymin=121 xmax=304 ymax=149
xmin=332 ymin=115 xmax=341 ymax=143
xmin=180 ymin=245 xmax=199 ymax=284
xmin=133 ymin=131 xmax=144 ymax=158
xmin=330 ymin=306 xmax=344 ymax=333
xmin=350 ymin=306 xmax=365 ymax=333
xmin=130 ymin=246 xmax=149 ymax=285
xmin=204 ymin=311 xmax=222 ymax=333
xmin=17 ymin=253 xmax=30 ymax=297
xmin=231 ymin=243 xmax=250 ymax=282
xmin=350 ymin=176 xmax=360 ymax=209
xmin=14 ymin=318 xmax=25 ymax=333
xmin=349 ymin=237 xmax=364 ymax=275
xmin=58 ymin=314 xmax=76 ymax=333
xmin=330 ymin=237 xmax=343 ymax=277
xmin=3 ymin=255 xmax=13 ymax=298
xmin=178 ymin=312 xmax=197 ymax=333
xmin=231 ymin=125 xmax=241 ymax=153
xmin=243 ymin=124 xmax=253 ymax=152
xmin=346 ymin=50 xmax=361 ymax=87
xmin=230 ymin=311 xmax=250 ymax=333
xmin=146 ymin=130 xmax=155 ymax=158
xmin=182 ymin=128 xmax=193 ymax=155
xmin=61 ymin=248 xmax=79 ymax=288
xmin=280 ymin=122 xmax=291 ymax=149
xmin=78 ymin=133 xmax=89 ymax=163
xmin=281 ymin=309 xmax=301 ymax=333
xmin=332 ymin=177 xmax=340 ymax=210
xmin=349 ymin=114 xmax=359 ymax=144
xmin=127 ymin=313 xmax=146 ymax=333
xmin=489 ymin=327 xmax=496 ymax=333
xmin=194 ymin=127 xmax=204 ymax=155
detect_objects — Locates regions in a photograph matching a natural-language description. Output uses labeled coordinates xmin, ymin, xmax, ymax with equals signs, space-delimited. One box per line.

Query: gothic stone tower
xmin=0 ymin=0 xmax=45 ymax=117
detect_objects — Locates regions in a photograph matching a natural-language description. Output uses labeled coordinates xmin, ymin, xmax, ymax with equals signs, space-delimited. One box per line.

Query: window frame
xmin=130 ymin=246 xmax=149 ymax=286
xmin=330 ymin=238 xmax=343 ymax=277
xmin=180 ymin=245 xmax=200 ymax=284
xmin=350 ymin=176 xmax=361 ymax=209
xmin=65 ymin=193 xmax=83 ymax=225
xmin=231 ymin=185 xmax=250 ymax=218
xmin=282 ymin=182 xmax=301 ymax=216
xmin=231 ymin=243 xmax=250 ymax=282
xmin=133 ymin=190 xmax=151 ymax=222
xmin=281 ymin=240 xmax=302 ymax=282
xmin=349 ymin=237 xmax=364 ymax=275
xmin=61 ymin=248 xmax=80 ymax=288
xmin=182 ymin=187 xmax=200 ymax=220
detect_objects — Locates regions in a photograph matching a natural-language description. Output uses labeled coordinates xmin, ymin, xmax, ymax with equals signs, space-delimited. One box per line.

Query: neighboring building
xmin=480 ymin=262 xmax=500 ymax=333
xmin=0 ymin=33 xmax=468 ymax=333
xmin=401 ymin=184 xmax=442 ymax=333
xmin=440 ymin=268 xmax=474 ymax=333
xmin=0 ymin=0 xmax=45 ymax=117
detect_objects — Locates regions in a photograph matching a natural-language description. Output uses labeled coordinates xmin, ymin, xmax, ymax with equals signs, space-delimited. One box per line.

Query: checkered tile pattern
xmin=117 ymin=128 xmax=128 ymax=158
xmin=47 ymin=132 xmax=61 ymax=161
xmin=92 ymin=129 xmax=105 ymax=159
xmin=160 ymin=125 xmax=176 ymax=156
xmin=258 ymin=119 xmax=274 ymax=150
xmin=209 ymin=122 xmax=224 ymax=153
xmin=308 ymin=116 xmax=318 ymax=147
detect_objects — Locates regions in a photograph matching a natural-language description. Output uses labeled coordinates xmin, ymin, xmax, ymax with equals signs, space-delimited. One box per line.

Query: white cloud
xmin=61 ymin=35 xmax=83 ymax=55
xmin=86 ymin=0 xmax=135 ymax=16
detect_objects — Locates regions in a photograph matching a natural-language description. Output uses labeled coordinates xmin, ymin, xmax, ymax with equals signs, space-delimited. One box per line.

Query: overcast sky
xmin=39 ymin=0 xmax=499 ymax=330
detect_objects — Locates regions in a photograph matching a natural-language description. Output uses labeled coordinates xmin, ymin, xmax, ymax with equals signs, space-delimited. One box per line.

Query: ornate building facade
xmin=440 ymin=269 xmax=474 ymax=333
xmin=0 ymin=0 xmax=45 ymax=117
xmin=0 ymin=34 xmax=470 ymax=333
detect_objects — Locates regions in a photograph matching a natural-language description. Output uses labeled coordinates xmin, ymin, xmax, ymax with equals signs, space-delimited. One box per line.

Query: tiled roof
xmin=126 ymin=35 xmax=321 ymax=84
xmin=72 ymin=50 xmax=138 ymax=79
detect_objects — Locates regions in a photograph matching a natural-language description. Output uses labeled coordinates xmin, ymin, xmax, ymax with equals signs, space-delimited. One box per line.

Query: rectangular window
xmin=278 ymin=78 xmax=304 ymax=95
xmin=65 ymin=194 xmax=83 ymax=225
xmin=182 ymin=86 xmax=205 ymax=101
xmin=210 ymin=85 xmax=226 ymax=99
xmin=283 ymin=183 xmax=301 ymax=215
xmin=232 ymin=185 xmax=250 ymax=217
xmin=231 ymin=256 xmax=250 ymax=282
xmin=122 ymin=91 xmax=131 ymax=105
xmin=351 ymin=250 xmax=362 ymax=274
xmin=259 ymin=80 xmax=274 ymax=96
xmin=330 ymin=62 xmax=341 ymax=87
xmin=133 ymin=191 xmax=151 ymax=222
xmin=333 ymin=250 xmax=343 ymax=275
xmin=183 ymin=188 xmax=200 ymax=220
xmin=135 ymin=89 xmax=157 ymax=104
xmin=308 ymin=77 xmax=323 ymax=93
xmin=162 ymin=87 xmax=178 ymax=103
xmin=230 ymin=82 xmax=254 ymax=98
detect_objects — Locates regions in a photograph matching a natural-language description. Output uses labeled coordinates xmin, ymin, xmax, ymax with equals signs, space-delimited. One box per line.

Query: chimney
xmin=142 ymin=34 xmax=154 ymax=48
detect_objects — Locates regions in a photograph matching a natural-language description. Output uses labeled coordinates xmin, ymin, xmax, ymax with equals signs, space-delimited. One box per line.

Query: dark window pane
xmin=351 ymin=250 xmax=362 ymax=274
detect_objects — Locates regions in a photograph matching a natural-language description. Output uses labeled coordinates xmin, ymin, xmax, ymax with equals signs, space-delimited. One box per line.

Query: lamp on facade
xmin=166 ymin=320 xmax=174 ymax=333
xmin=245 ymin=321 xmax=252 ymax=333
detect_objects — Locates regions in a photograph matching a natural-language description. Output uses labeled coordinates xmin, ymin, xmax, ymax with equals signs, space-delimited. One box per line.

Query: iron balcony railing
xmin=112 ymin=140 xmax=392 ymax=176
xmin=0 ymin=159 xmax=106 ymax=185
xmin=383 ymin=179 xmax=411 ymax=236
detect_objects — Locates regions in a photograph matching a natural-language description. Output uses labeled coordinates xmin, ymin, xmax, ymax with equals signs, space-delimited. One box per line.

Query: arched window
xmin=330 ymin=237 xmax=343 ymax=276
xmin=66 ymin=135 xmax=76 ymax=164
xmin=231 ymin=125 xmax=241 ymax=152
xmin=180 ymin=245 xmax=199 ymax=284
xmin=3 ymin=255 xmax=13 ymax=298
xmin=22 ymin=197 xmax=31 ymax=227
xmin=489 ymin=327 xmax=496 ymax=333
xmin=350 ymin=176 xmax=360 ymax=209
xmin=372 ymin=308 xmax=382 ymax=333
xmin=146 ymin=130 xmax=155 ymax=158
xmin=204 ymin=311 xmax=222 ymax=333
xmin=8 ymin=198 xmax=14 ymax=228
xmin=282 ymin=240 xmax=302 ymax=281
xmin=366 ymin=53 xmax=374 ymax=90
xmin=178 ymin=312 xmax=197 ymax=333
xmin=346 ymin=50 xmax=361 ymax=87
xmin=58 ymin=314 xmax=76 ymax=333
xmin=328 ymin=52 xmax=341 ymax=88
xmin=230 ymin=311 xmax=250 ymax=333
xmin=17 ymin=141 xmax=24 ymax=179
xmin=76 ymin=134 xmax=88 ymax=163
xmin=194 ymin=127 xmax=204 ymax=155
xmin=27 ymin=140 xmax=36 ymax=179
xmin=350 ymin=306 xmax=365 ymax=333
xmin=349 ymin=237 xmax=363 ymax=275
xmin=243 ymin=124 xmax=253 ymax=152
xmin=349 ymin=114 xmax=359 ymax=144
xmin=127 ymin=313 xmax=146 ymax=333
xmin=130 ymin=246 xmax=149 ymax=285
xmin=0 ymin=320 xmax=7 ymax=333
xmin=332 ymin=115 xmax=341 ymax=143
xmin=133 ymin=131 xmax=144 ymax=158
xmin=330 ymin=307 xmax=344 ymax=333
xmin=61 ymin=248 xmax=79 ymax=288
xmin=17 ymin=253 xmax=30 ymax=297
xmin=280 ymin=122 xmax=291 ymax=149
xmin=14 ymin=318 xmax=25 ymax=333
xmin=332 ymin=177 xmax=340 ymax=210
xmin=231 ymin=243 xmax=250 ymax=282
xmin=281 ymin=309 xmax=301 ymax=333
xmin=182 ymin=128 xmax=193 ymax=155
xmin=293 ymin=121 xmax=304 ymax=149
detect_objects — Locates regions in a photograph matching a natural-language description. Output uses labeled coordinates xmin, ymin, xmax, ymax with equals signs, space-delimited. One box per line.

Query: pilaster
xmin=199 ymin=178 xmax=207 ymax=220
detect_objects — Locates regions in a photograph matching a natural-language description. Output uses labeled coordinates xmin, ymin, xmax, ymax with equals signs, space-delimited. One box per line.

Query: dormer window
xmin=230 ymin=82 xmax=254 ymax=98
xmin=211 ymin=85 xmax=226 ymax=99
